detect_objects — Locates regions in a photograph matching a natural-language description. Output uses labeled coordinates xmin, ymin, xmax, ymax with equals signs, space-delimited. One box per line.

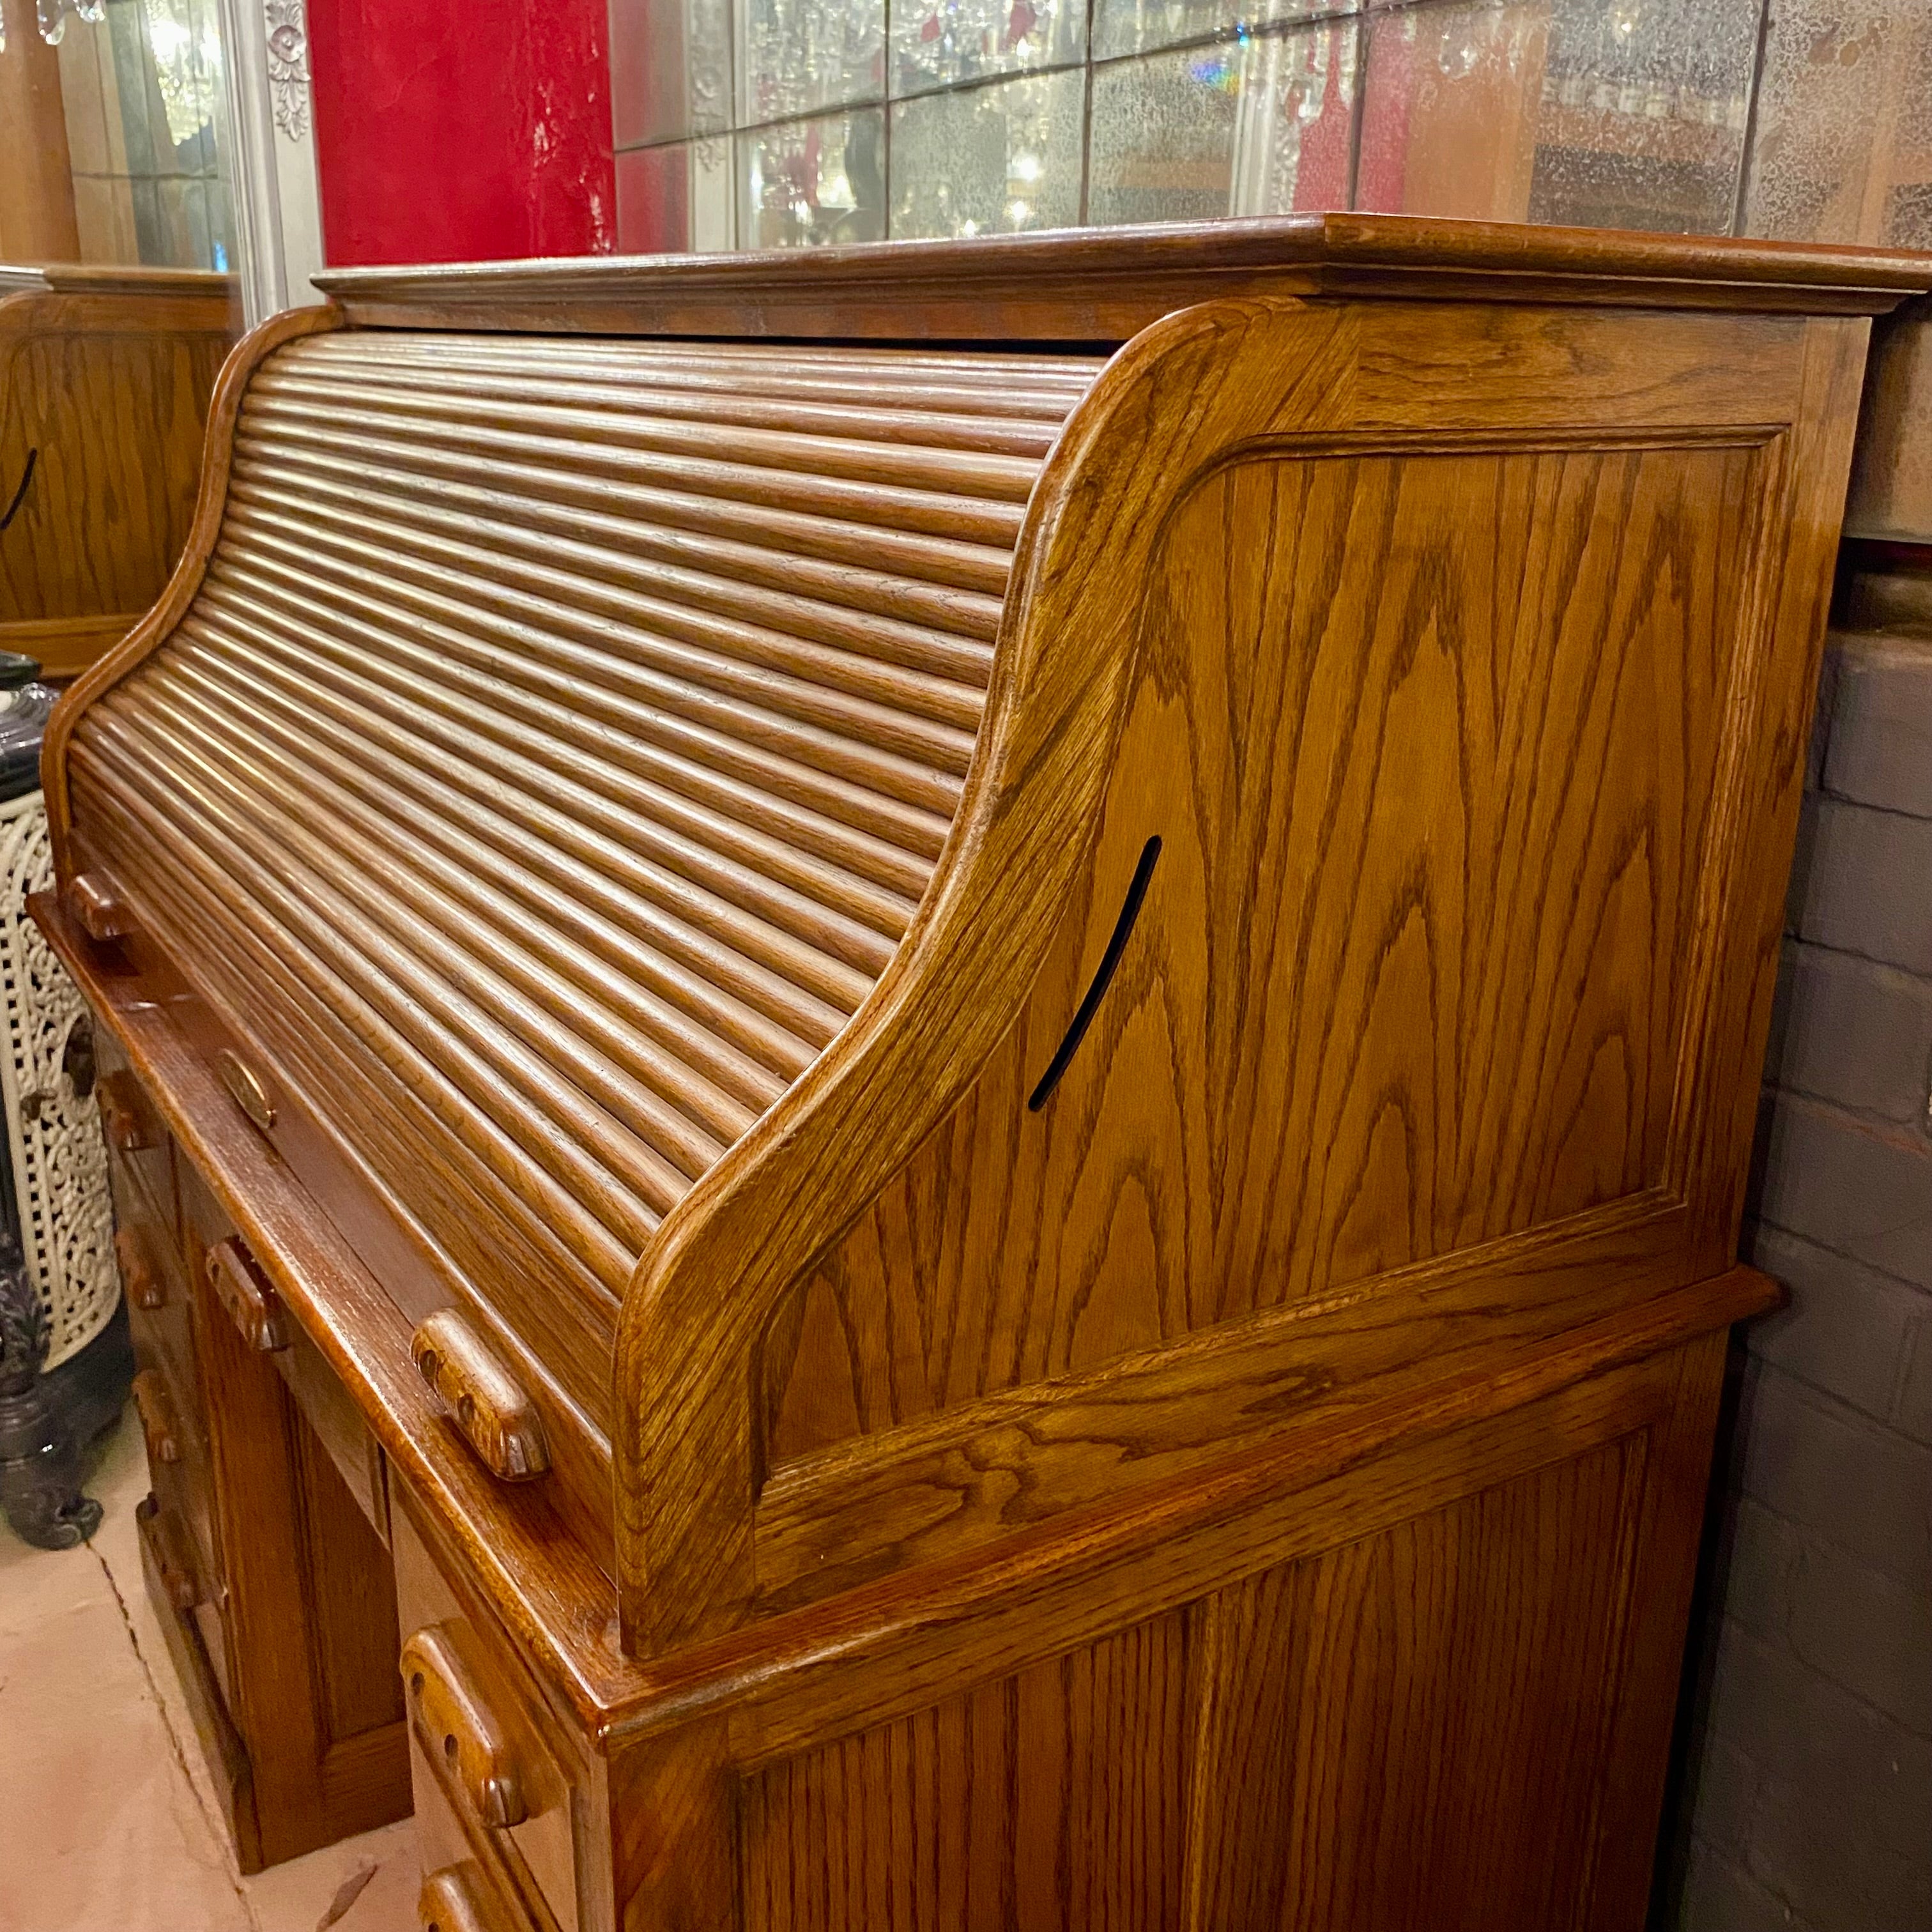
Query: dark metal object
xmin=0 ymin=1234 xmax=132 ymax=1549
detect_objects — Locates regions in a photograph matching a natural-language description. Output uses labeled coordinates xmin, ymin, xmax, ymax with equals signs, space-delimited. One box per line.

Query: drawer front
xmin=413 ymin=1735 xmax=542 ymax=1932
xmin=112 ymin=1158 xmax=223 ymax=1594
xmin=95 ymin=1033 xmax=176 ymax=1240
xmin=135 ymin=1492 xmax=257 ymax=1866
xmin=392 ymin=1496 xmax=579 ymax=1932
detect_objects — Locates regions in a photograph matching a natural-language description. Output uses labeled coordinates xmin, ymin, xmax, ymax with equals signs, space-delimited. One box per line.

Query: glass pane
xmin=611 ymin=0 xmax=735 ymax=146
xmin=1527 ymin=0 xmax=1758 ymax=233
xmin=1089 ymin=22 xmax=1358 ymax=226
xmin=1358 ymin=2 xmax=1551 ymax=220
xmin=891 ymin=0 xmax=1087 ymax=100
xmin=891 ymin=69 xmax=1084 ymax=238
xmin=1742 ymin=3 xmax=1932 ymax=249
xmin=617 ymin=139 xmax=738 ymax=252
xmin=1094 ymin=0 xmax=1356 ymax=64
xmin=740 ymin=0 xmax=884 ymax=123
xmin=738 ymin=109 xmax=887 ymax=246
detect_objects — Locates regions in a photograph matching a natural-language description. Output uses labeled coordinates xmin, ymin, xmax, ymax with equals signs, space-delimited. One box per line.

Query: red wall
xmin=306 ymin=0 xmax=616 ymax=266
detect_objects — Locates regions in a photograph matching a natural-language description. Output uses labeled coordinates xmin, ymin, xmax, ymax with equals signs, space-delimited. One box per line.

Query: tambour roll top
xmin=54 ymin=325 xmax=1103 ymax=1439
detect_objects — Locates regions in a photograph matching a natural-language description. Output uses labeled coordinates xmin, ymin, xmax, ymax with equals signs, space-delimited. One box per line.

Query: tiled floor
xmin=0 ymin=1403 xmax=418 ymax=1932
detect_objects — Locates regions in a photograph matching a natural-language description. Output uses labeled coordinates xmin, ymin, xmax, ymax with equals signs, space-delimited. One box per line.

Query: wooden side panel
xmin=1187 ymin=1437 xmax=1643 ymax=1932
xmin=0 ymin=320 xmax=228 ymax=622
xmin=742 ymin=1610 xmax=1192 ymax=1932
xmin=740 ymin=1337 xmax=1721 ymax=1932
xmin=772 ymin=429 xmax=1762 ymax=1454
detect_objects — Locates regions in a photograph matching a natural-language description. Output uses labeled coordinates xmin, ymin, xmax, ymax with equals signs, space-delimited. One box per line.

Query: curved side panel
xmin=43 ymin=303 xmax=341 ymax=878
xmin=613 ymin=296 xmax=1351 ymax=1654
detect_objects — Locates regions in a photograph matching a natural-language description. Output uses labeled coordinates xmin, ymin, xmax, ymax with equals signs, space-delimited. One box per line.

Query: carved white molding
xmin=264 ymin=0 xmax=310 ymax=142
xmin=0 ymin=792 xmax=118 ymax=1372
xmin=214 ymin=0 xmax=324 ymax=322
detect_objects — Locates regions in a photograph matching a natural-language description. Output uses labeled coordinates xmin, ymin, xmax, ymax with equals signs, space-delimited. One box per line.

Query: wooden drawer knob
xmin=115 ymin=1227 xmax=164 ymax=1310
xmin=204 ymin=1236 xmax=290 ymax=1352
xmin=135 ymin=1494 xmax=200 ymax=1613
xmin=66 ymin=870 xmax=132 ymax=942
xmin=98 ymin=1072 xmax=158 ymax=1153
xmin=132 ymin=1368 xmax=180 ymax=1465
xmin=402 ymin=1623 xmax=528 ymax=1829
xmin=411 ymin=1310 xmax=549 ymax=1482
xmin=420 ymin=1864 xmax=516 ymax=1932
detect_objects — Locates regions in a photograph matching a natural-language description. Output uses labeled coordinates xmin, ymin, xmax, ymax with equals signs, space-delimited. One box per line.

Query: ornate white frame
xmin=215 ymin=0 xmax=325 ymax=322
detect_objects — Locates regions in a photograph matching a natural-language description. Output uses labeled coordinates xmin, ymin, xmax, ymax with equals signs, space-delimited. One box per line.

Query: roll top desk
xmin=38 ymin=218 xmax=1932 ymax=1928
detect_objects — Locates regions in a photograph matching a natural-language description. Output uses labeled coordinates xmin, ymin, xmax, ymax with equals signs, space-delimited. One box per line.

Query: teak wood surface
xmin=0 ymin=263 xmax=236 ymax=673
xmin=39 ymin=218 xmax=1930 ymax=1928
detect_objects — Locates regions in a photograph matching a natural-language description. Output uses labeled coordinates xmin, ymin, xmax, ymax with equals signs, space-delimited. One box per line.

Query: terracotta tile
xmin=0 ymin=1567 xmax=250 ymax=1932
xmin=242 ymin=1820 xmax=419 ymax=1932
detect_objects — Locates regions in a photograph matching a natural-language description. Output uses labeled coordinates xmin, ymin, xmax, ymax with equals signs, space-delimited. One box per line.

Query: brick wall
xmin=1664 ymin=627 xmax=1932 ymax=1931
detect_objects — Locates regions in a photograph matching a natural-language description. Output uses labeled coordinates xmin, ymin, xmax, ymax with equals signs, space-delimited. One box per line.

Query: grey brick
xmin=1821 ymin=632 xmax=1932 ymax=819
xmin=1729 ymin=1362 xmax=1932 ymax=1595
xmin=1789 ymin=796 xmax=1932 ymax=974
xmin=1674 ymin=1841 xmax=1807 ymax=1932
xmin=1748 ymin=1769 xmax=1932 ymax=1931
xmin=1899 ymin=1316 xmax=1932 ymax=1446
xmin=1745 ymin=1224 xmax=1928 ymax=1423
xmin=1713 ymin=1496 xmax=1802 ymax=1643
xmin=1786 ymin=1535 xmax=1932 ymax=1736
xmin=1680 ymin=1735 xmax=1767 ymax=1865
xmin=1752 ymin=1095 xmax=1932 ymax=1292
xmin=1765 ymin=940 xmax=1932 ymax=1130
xmin=1703 ymin=1622 xmax=1932 ymax=1866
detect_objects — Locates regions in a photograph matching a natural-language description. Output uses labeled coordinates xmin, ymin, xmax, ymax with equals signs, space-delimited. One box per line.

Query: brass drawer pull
xmin=115 ymin=1227 xmax=164 ymax=1310
xmin=66 ymin=870 xmax=132 ymax=942
xmin=215 ymin=1047 xmax=275 ymax=1133
xmin=204 ymin=1235 xmax=290 ymax=1352
xmin=97 ymin=1071 xmax=158 ymax=1153
xmin=402 ymin=1623 xmax=528 ymax=1829
xmin=132 ymin=1368 xmax=180 ymax=1464
xmin=411 ymin=1310 xmax=549 ymax=1482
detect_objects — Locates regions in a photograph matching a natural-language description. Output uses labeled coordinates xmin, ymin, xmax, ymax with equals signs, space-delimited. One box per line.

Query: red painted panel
xmin=307 ymin=0 xmax=617 ymax=266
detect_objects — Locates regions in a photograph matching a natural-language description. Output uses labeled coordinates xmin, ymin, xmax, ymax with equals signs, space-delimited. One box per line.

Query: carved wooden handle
xmin=419 ymin=1864 xmax=516 ymax=1932
xmin=66 ymin=869 xmax=132 ymax=942
xmin=132 ymin=1368 xmax=180 ymax=1465
xmin=135 ymin=1494 xmax=199 ymax=1612
xmin=97 ymin=1071 xmax=158 ymax=1153
xmin=115 ymin=1226 xmax=164 ymax=1310
xmin=411 ymin=1310 xmax=549 ymax=1482
xmin=402 ymin=1623 xmax=528 ymax=1829
xmin=204 ymin=1236 xmax=290 ymax=1351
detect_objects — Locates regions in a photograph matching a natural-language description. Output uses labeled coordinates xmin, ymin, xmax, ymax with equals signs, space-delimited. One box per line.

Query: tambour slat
xmin=190 ymin=581 xmax=900 ymax=993
xmin=248 ymin=376 xmax=1046 ymax=502
xmin=219 ymin=492 xmax=994 ymax=739
xmin=87 ymin=707 xmax=685 ymax=1237
xmin=70 ymin=326 xmax=1103 ymax=1406
xmin=238 ymin=411 xmax=1030 ymax=549
xmin=258 ymin=363 xmax=1068 ymax=457
xmin=77 ymin=746 xmax=648 ymax=1300
xmin=169 ymin=624 xmax=850 ymax=1058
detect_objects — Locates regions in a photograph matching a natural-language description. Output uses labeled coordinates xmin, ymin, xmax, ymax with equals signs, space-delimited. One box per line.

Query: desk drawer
xmin=112 ymin=1159 xmax=223 ymax=1594
xmin=392 ymin=1496 xmax=578 ymax=1932
xmin=95 ymin=1038 xmax=175 ymax=1241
